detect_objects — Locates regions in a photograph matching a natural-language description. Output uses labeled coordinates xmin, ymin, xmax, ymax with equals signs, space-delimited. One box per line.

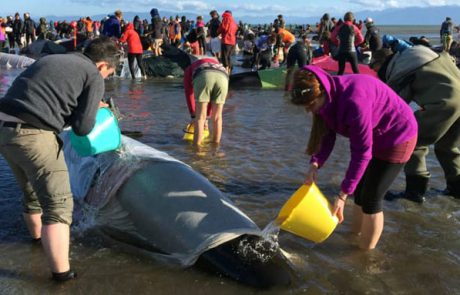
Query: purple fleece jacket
xmin=306 ymin=65 xmax=418 ymax=195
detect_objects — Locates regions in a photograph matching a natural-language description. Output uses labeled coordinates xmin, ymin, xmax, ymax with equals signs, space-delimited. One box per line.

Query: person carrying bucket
xmin=0 ymin=37 xmax=120 ymax=281
xmin=290 ymin=65 xmax=418 ymax=250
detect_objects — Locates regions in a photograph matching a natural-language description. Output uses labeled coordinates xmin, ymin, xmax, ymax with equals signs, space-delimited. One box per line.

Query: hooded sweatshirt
xmin=306 ymin=65 xmax=418 ymax=194
xmin=119 ymin=22 xmax=143 ymax=54
xmin=383 ymin=45 xmax=460 ymax=146
xmin=102 ymin=15 xmax=122 ymax=38
xmin=0 ymin=23 xmax=5 ymax=42
xmin=217 ymin=12 xmax=238 ymax=45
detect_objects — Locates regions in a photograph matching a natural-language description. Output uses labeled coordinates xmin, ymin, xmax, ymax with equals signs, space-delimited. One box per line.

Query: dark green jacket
xmin=384 ymin=45 xmax=460 ymax=145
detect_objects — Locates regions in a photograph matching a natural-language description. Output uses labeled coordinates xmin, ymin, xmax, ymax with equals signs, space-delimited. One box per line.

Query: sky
xmin=2 ymin=0 xmax=459 ymax=18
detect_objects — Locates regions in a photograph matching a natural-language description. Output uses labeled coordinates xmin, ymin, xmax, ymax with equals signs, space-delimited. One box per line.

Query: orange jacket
xmin=278 ymin=28 xmax=295 ymax=44
xmin=84 ymin=19 xmax=93 ymax=33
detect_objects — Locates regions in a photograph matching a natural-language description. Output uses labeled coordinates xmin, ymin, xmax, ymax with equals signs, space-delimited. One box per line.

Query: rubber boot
xmin=385 ymin=175 xmax=429 ymax=203
xmin=443 ymin=178 xmax=460 ymax=198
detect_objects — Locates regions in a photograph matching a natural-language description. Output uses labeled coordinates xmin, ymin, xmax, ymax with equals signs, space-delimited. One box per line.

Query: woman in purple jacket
xmin=291 ymin=65 xmax=418 ymax=250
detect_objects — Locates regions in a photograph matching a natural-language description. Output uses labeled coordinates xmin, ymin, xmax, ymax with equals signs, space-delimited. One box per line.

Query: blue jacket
xmin=102 ymin=15 xmax=121 ymax=38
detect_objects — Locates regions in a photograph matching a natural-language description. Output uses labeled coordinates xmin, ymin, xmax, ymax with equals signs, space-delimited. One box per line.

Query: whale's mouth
xmin=235 ymin=235 xmax=280 ymax=263
xmin=195 ymin=234 xmax=292 ymax=288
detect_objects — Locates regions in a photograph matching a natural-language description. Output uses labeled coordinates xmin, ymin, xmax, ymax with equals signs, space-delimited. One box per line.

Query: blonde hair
xmin=291 ymin=69 xmax=329 ymax=155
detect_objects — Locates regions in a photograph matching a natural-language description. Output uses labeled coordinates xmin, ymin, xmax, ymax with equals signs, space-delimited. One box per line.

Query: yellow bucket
xmin=276 ymin=183 xmax=338 ymax=243
xmin=183 ymin=123 xmax=210 ymax=141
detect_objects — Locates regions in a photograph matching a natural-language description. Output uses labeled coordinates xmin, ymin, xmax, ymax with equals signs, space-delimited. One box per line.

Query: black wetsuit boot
xmin=444 ymin=177 xmax=460 ymax=198
xmin=385 ymin=175 xmax=429 ymax=203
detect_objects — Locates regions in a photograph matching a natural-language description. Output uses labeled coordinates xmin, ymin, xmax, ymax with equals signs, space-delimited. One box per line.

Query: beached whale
xmin=0 ymin=53 xmax=35 ymax=69
xmin=62 ymin=132 xmax=292 ymax=288
xmin=159 ymin=45 xmax=376 ymax=89
xmin=229 ymin=55 xmax=378 ymax=89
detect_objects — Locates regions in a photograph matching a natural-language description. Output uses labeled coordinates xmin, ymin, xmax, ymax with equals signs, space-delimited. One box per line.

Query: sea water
xmin=1 ymin=33 xmax=459 ymax=293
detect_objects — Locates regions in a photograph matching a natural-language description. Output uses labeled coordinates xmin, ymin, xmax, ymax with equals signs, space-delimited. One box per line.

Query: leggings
xmin=197 ymin=35 xmax=206 ymax=55
xmin=220 ymin=44 xmax=235 ymax=69
xmin=127 ymin=53 xmax=146 ymax=79
xmin=354 ymin=158 xmax=404 ymax=214
xmin=337 ymin=51 xmax=359 ymax=75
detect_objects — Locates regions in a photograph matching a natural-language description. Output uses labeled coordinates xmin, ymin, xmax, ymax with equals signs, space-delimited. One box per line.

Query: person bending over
xmin=291 ymin=66 xmax=417 ymax=249
xmin=371 ymin=46 xmax=460 ymax=202
xmin=0 ymin=37 xmax=120 ymax=281
xmin=184 ymin=58 xmax=229 ymax=145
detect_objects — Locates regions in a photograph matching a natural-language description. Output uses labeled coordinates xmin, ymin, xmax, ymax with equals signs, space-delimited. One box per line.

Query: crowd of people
xmin=0 ymin=7 xmax=459 ymax=284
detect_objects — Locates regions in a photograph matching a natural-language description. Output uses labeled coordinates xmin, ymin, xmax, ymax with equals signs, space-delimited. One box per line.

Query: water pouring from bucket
xmin=276 ymin=183 xmax=338 ymax=243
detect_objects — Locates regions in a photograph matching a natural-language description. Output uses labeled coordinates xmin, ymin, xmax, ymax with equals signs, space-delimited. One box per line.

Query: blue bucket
xmin=70 ymin=107 xmax=121 ymax=156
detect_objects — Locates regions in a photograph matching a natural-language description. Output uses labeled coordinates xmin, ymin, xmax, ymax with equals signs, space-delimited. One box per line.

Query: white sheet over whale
xmin=62 ymin=132 xmax=261 ymax=266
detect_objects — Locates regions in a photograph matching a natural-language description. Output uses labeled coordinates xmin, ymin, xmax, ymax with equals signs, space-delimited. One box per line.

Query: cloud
xmin=348 ymin=0 xmax=457 ymax=9
xmin=69 ymin=0 xmax=311 ymax=15
xmin=70 ymin=0 xmax=209 ymax=12
xmin=225 ymin=3 xmax=288 ymax=14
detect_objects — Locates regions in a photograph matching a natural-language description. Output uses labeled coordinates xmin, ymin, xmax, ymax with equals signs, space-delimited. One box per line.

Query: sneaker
xmin=32 ymin=237 xmax=41 ymax=244
xmin=52 ymin=270 xmax=77 ymax=282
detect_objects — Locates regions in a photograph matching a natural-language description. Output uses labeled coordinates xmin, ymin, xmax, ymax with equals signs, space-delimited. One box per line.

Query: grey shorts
xmin=0 ymin=124 xmax=73 ymax=225
xmin=192 ymin=70 xmax=229 ymax=104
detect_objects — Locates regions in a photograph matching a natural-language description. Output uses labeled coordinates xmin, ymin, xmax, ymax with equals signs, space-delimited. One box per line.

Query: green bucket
xmin=70 ymin=107 xmax=121 ymax=156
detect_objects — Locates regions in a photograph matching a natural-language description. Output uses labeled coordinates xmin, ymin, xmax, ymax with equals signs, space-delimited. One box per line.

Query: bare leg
xmin=41 ymin=223 xmax=70 ymax=273
xmin=285 ymin=67 xmax=294 ymax=91
xmin=23 ymin=213 xmax=42 ymax=239
xmin=211 ymin=103 xmax=224 ymax=144
xmin=351 ymin=204 xmax=363 ymax=235
xmin=359 ymin=212 xmax=384 ymax=250
xmin=194 ymin=102 xmax=208 ymax=146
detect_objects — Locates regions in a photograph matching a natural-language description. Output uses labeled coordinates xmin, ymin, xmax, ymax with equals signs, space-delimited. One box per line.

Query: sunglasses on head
xmin=292 ymin=87 xmax=313 ymax=97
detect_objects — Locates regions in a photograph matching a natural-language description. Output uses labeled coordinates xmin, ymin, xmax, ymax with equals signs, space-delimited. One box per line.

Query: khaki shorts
xmin=154 ymin=38 xmax=163 ymax=48
xmin=0 ymin=124 xmax=73 ymax=225
xmin=192 ymin=70 xmax=229 ymax=104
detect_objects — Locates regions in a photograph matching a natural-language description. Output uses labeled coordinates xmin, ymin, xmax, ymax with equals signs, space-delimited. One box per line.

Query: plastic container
xmin=70 ymin=107 xmax=121 ymax=156
xmin=183 ymin=123 xmax=210 ymax=141
xmin=276 ymin=183 xmax=338 ymax=243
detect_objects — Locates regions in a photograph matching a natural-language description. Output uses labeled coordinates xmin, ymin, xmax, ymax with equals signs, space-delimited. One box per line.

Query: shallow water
xmin=0 ymin=67 xmax=459 ymax=294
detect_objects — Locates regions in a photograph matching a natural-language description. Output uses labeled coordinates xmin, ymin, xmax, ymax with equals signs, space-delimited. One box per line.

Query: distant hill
xmin=44 ymin=5 xmax=460 ymax=26
xmin=353 ymin=6 xmax=460 ymax=25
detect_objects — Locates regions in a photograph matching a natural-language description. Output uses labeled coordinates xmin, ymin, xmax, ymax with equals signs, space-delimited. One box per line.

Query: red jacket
xmin=119 ymin=22 xmax=143 ymax=54
xmin=217 ymin=12 xmax=238 ymax=45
